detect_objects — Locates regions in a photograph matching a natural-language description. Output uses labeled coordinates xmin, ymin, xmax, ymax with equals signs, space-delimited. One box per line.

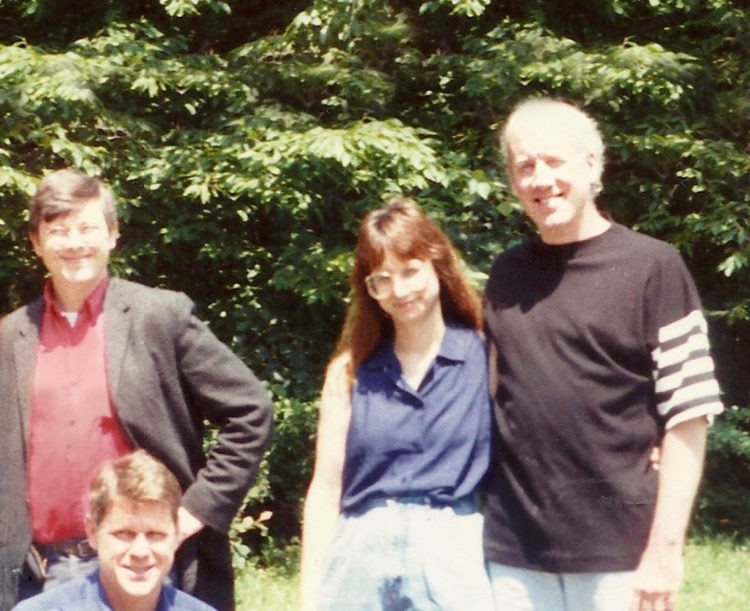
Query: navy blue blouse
xmin=340 ymin=324 xmax=491 ymax=511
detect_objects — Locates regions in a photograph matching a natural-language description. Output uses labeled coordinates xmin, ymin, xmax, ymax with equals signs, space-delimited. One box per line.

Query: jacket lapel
xmin=103 ymin=278 xmax=132 ymax=405
xmin=13 ymin=299 xmax=43 ymax=443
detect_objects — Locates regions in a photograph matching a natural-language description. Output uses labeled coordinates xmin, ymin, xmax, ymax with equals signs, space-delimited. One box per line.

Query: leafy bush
xmin=695 ymin=406 xmax=750 ymax=538
xmin=1 ymin=0 xmax=748 ymax=555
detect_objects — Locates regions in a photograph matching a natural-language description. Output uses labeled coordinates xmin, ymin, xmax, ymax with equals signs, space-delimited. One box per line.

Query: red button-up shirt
xmin=28 ymin=277 xmax=132 ymax=543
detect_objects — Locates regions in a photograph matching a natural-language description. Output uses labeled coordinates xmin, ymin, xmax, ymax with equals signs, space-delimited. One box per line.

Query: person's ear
xmin=29 ymin=232 xmax=41 ymax=257
xmin=84 ymin=514 xmax=99 ymax=551
xmin=506 ymin=159 xmax=520 ymax=198
xmin=509 ymin=176 xmax=520 ymax=198
xmin=108 ymin=222 xmax=120 ymax=248
xmin=586 ymin=153 xmax=601 ymax=184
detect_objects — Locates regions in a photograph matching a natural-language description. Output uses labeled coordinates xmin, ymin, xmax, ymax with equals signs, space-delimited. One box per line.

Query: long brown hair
xmin=336 ymin=197 xmax=482 ymax=377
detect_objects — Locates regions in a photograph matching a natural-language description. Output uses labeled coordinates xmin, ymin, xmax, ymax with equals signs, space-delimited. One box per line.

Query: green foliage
xmin=232 ymin=537 xmax=750 ymax=609
xmin=160 ymin=0 xmax=231 ymax=18
xmin=235 ymin=561 xmax=299 ymax=610
xmin=680 ymin=536 xmax=750 ymax=610
xmin=421 ymin=0 xmax=490 ymax=17
xmin=695 ymin=406 xmax=750 ymax=537
xmin=0 ymin=0 xmax=748 ymax=557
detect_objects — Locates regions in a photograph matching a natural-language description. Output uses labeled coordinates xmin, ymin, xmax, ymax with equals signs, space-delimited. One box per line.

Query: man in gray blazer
xmin=0 ymin=169 xmax=274 ymax=611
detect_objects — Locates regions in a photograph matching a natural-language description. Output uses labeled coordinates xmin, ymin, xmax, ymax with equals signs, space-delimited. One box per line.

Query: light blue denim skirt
xmin=318 ymin=496 xmax=494 ymax=610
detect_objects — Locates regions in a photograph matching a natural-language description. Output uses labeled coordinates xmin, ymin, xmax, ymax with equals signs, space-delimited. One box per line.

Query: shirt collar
xmin=363 ymin=323 xmax=471 ymax=371
xmin=43 ymin=275 xmax=109 ymax=320
xmin=438 ymin=323 xmax=472 ymax=363
xmin=94 ymin=570 xmax=169 ymax=610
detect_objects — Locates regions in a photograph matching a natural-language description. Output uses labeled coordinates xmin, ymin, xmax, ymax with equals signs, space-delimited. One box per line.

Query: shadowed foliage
xmin=1 ymin=0 xmax=747 ymax=562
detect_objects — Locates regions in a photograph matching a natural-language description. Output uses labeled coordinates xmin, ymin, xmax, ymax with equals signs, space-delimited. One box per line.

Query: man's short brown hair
xmin=88 ymin=450 xmax=183 ymax=528
xmin=28 ymin=168 xmax=118 ymax=235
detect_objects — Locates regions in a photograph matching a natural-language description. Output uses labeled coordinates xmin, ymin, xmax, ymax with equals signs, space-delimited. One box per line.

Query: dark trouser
xmin=16 ymin=541 xmax=98 ymax=602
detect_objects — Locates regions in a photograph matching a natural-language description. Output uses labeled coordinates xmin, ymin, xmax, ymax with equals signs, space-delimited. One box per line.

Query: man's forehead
xmin=508 ymin=128 xmax=585 ymax=160
xmin=506 ymin=107 xmax=593 ymax=157
xmin=102 ymin=498 xmax=176 ymax=527
xmin=40 ymin=197 xmax=109 ymax=223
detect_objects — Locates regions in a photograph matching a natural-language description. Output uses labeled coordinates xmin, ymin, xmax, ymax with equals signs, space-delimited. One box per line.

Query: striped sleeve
xmin=651 ymin=308 xmax=723 ymax=428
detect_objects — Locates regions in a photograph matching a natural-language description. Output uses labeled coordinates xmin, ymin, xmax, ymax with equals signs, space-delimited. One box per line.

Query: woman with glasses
xmin=300 ymin=197 xmax=494 ymax=610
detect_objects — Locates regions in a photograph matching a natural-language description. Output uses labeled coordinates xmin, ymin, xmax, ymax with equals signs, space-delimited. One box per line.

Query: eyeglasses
xmin=40 ymin=223 xmax=109 ymax=247
xmin=364 ymin=259 xmax=430 ymax=300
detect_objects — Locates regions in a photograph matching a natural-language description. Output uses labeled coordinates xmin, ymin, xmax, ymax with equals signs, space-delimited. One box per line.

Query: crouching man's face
xmin=86 ymin=497 xmax=178 ymax=610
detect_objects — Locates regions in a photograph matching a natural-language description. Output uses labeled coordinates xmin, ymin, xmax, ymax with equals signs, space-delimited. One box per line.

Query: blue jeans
xmin=488 ymin=562 xmax=636 ymax=611
xmin=16 ymin=551 xmax=98 ymax=602
xmin=43 ymin=552 xmax=99 ymax=591
xmin=319 ymin=497 xmax=494 ymax=610
xmin=16 ymin=570 xmax=42 ymax=603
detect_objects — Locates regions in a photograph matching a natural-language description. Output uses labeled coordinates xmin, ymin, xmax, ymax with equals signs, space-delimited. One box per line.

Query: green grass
xmin=679 ymin=536 xmax=750 ymax=610
xmin=234 ymin=537 xmax=750 ymax=610
xmin=235 ymin=565 xmax=299 ymax=611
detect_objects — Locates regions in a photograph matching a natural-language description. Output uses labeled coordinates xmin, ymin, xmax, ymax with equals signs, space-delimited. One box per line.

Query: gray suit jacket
xmin=0 ymin=278 xmax=274 ymax=611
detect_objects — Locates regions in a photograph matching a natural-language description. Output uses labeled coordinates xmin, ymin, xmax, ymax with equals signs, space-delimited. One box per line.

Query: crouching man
xmin=14 ymin=451 xmax=215 ymax=611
